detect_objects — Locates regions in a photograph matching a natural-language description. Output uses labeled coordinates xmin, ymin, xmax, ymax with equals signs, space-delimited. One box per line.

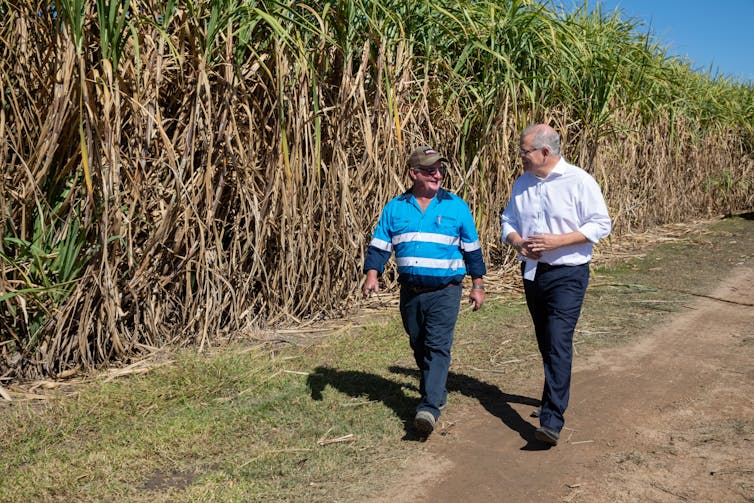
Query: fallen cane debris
xmin=317 ymin=434 xmax=355 ymax=446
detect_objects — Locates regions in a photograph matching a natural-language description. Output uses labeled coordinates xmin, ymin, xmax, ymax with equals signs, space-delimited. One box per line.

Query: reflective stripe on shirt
xmin=396 ymin=257 xmax=466 ymax=270
xmin=392 ymin=232 xmax=460 ymax=247
xmin=369 ymin=237 xmax=392 ymax=252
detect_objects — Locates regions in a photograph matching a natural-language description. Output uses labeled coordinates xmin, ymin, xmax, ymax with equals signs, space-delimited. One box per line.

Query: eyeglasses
xmin=519 ymin=147 xmax=541 ymax=156
xmin=412 ymin=165 xmax=447 ymax=177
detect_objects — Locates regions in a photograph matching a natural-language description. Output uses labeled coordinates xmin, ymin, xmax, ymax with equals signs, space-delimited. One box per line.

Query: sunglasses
xmin=412 ymin=165 xmax=447 ymax=176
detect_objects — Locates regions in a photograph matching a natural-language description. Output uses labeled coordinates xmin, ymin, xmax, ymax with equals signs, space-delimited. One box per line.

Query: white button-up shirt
xmin=501 ymin=157 xmax=611 ymax=280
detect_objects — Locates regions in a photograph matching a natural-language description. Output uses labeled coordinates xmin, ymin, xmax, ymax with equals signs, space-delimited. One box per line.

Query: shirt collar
xmin=550 ymin=157 xmax=568 ymax=176
xmin=399 ymin=187 xmax=452 ymax=202
xmin=526 ymin=157 xmax=568 ymax=181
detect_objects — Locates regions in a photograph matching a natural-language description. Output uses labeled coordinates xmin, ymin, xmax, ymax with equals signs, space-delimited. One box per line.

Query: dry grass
xmin=0 ymin=1 xmax=752 ymax=379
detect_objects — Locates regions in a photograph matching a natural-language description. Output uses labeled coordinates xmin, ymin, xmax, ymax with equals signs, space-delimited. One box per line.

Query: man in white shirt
xmin=501 ymin=124 xmax=611 ymax=446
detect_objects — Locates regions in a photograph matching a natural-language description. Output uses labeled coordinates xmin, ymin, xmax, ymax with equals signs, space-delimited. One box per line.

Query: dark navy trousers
xmin=523 ymin=263 xmax=590 ymax=432
xmin=400 ymin=283 xmax=462 ymax=420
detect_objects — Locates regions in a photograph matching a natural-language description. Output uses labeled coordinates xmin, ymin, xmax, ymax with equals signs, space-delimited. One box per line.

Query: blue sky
xmin=573 ymin=0 xmax=754 ymax=83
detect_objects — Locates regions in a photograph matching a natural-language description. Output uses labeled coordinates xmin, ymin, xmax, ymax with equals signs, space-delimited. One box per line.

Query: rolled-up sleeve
xmin=577 ymin=177 xmax=611 ymax=243
xmin=501 ymin=196 xmax=521 ymax=241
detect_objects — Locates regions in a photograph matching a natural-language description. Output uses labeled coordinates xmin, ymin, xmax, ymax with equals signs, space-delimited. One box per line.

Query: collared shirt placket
xmin=532 ymin=178 xmax=547 ymax=237
xmin=410 ymin=197 xmax=433 ymax=281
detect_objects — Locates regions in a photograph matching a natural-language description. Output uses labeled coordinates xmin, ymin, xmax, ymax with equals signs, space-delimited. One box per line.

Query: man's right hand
xmin=508 ymin=232 xmax=542 ymax=261
xmin=363 ymin=271 xmax=380 ymax=298
xmin=517 ymin=239 xmax=542 ymax=260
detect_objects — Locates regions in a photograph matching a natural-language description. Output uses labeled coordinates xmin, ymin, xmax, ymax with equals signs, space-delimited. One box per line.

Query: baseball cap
xmin=407 ymin=146 xmax=448 ymax=167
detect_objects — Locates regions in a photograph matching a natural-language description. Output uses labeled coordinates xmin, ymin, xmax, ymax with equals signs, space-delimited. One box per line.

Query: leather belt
xmin=536 ymin=262 xmax=568 ymax=272
xmin=520 ymin=261 xmax=573 ymax=273
xmin=404 ymin=283 xmax=452 ymax=294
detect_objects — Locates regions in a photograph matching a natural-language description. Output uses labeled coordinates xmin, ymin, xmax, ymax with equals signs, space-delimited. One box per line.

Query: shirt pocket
xmin=434 ymin=215 xmax=458 ymax=235
xmin=390 ymin=216 xmax=411 ymax=235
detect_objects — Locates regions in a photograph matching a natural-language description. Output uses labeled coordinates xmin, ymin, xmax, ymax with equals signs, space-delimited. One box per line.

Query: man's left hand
xmin=527 ymin=233 xmax=562 ymax=253
xmin=528 ymin=230 xmax=589 ymax=253
xmin=469 ymin=289 xmax=485 ymax=311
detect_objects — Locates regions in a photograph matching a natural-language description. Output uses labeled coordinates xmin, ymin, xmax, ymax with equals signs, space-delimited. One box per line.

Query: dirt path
xmin=374 ymin=266 xmax=754 ymax=502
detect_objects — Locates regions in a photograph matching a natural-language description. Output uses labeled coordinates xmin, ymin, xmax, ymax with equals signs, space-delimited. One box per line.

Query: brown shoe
xmin=414 ymin=410 xmax=436 ymax=435
xmin=535 ymin=426 xmax=559 ymax=445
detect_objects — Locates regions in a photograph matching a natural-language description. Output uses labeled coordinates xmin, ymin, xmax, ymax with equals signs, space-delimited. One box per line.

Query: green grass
xmin=1 ymin=326 xmax=420 ymax=502
xmin=1 ymin=215 xmax=753 ymax=502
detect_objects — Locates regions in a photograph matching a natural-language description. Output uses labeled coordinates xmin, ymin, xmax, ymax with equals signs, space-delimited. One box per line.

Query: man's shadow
xmin=307 ymin=366 xmax=425 ymax=441
xmin=307 ymin=365 xmax=550 ymax=449
xmin=389 ymin=366 xmax=549 ymax=450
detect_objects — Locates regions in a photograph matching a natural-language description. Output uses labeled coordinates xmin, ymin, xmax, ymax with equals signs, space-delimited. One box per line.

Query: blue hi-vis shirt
xmin=364 ymin=188 xmax=486 ymax=289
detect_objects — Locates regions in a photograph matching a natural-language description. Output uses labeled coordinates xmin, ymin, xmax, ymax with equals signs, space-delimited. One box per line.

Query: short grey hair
xmin=522 ymin=125 xmax=561 ymax=156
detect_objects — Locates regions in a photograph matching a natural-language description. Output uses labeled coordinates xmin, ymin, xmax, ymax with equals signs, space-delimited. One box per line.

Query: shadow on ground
xmin=307 ymin=365 xmax=549 ymax=448
xmin=307 ymin=366 xmax=423 ymax=441
xmin=390 ymin=366 xmax=549 ymax=450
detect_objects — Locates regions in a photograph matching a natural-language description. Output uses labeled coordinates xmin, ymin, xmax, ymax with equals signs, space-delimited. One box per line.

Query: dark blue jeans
xmin=523 ymin=263 xmax=590 ymax=432
xmin=400 ymin=283 xmax=462 ymax=419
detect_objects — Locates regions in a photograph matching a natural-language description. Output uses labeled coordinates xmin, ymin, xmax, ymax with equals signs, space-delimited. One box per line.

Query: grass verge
xmin=1 ymin=214 xmax=752 ymax=502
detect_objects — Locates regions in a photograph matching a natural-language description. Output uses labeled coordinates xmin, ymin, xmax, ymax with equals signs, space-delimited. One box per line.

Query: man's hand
xmin=527 ymin=230 xmax=588 ymax=253
xmin=363 ymin=270 xmax=380 ymax=298
xmin=469 ymin=278 xmax=485 ymax=311
xmin=507 ymin=231 xmax=540 ymax=260
xmin=469 ymin=288 xmax=485 ymax=311
xmin=514 ymin=238 xmax=542 ymax=260
xmin=525 ymin=233 xmax=559 ymax=254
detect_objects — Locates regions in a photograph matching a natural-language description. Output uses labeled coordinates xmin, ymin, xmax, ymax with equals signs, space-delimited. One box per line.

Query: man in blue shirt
xmin=363 ymin=146 xmax=487 ymax=436
xmin=502 ymin=124 xmax=611 ymax=446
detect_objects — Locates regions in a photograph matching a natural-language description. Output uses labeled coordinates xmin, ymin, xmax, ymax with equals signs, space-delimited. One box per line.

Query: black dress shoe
xmin=535 ymin=426 xmax=559 ymax=445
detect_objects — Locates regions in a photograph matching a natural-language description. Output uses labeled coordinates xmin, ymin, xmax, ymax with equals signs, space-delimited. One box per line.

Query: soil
xmin=372 ymin=265 xmax=754 ymax=502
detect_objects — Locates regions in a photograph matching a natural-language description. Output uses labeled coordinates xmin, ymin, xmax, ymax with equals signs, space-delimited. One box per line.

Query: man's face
xmin=410 ymin=160 xmax=446 ymax=192
xmin=519 ymin=134 xmax=545 ymax=173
